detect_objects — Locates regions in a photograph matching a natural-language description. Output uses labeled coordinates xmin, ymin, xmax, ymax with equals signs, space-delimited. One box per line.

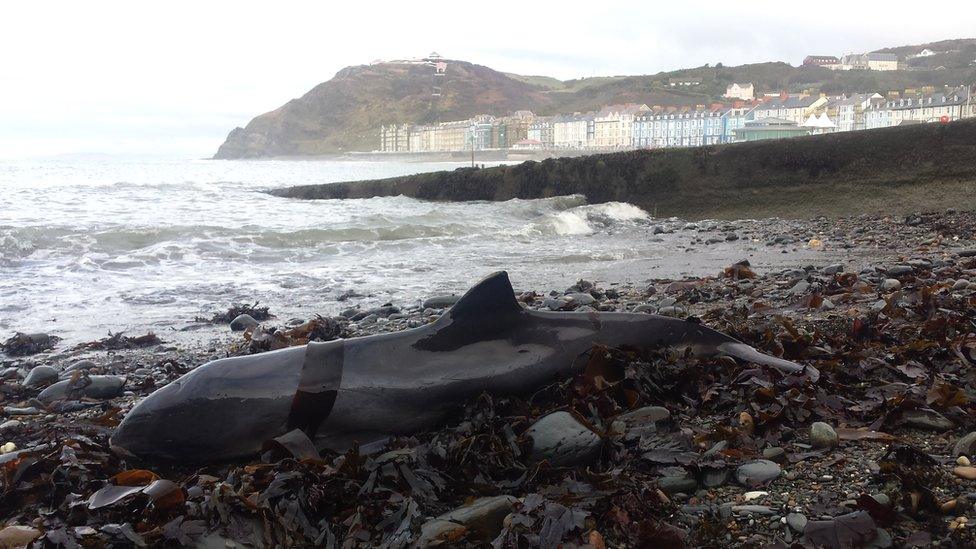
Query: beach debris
xmin=0 ymin=332 xmax=59 ymax=356
xmin=200 ymin=301 xmax=273 ymax=323
xmin=2 ymin=211 xmax=976 ymax=546
xmin=74 ymin=331 xmax=162 ymax=351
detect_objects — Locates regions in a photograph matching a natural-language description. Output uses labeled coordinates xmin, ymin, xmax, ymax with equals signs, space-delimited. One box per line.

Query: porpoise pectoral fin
xmin=717 ymin=341 xmax=820 ymax=382
xmin=414 ymin=271 xmax=525 ymax=352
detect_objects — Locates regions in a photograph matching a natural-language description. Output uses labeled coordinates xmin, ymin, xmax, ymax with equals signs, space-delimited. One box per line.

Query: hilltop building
xmin=724 ymin=83 xmax=755 ymax=101
xmin=803 ymin=55 xmax=840 ymax=68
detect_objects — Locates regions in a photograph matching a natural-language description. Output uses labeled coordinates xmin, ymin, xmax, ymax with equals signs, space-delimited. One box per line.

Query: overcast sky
xmin=2 ymin=0 xmax=974 ymax=159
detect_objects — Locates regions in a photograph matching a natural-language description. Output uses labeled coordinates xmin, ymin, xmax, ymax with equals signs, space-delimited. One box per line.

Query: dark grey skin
xmin=110 ymin=271 xmax=817 ymax=462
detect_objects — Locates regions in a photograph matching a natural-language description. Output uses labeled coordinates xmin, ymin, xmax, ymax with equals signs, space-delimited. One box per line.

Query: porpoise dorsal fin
xmin=418 ymin=272 xmax=524 ymax=348
xmin=445 ymin=271 xmax=522 ymax=323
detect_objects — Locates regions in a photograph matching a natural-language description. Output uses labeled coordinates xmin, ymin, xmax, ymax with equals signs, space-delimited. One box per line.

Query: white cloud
xmin=1 ymin=0 xmax=973 ymax=158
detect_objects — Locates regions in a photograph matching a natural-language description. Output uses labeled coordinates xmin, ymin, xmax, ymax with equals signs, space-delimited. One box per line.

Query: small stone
xmin=64 ymin=359 xmax=97 ymax=372
xmin=417 ymin=495 xmax=517 ymax=543
xmin=809 ymin=422 xmax=839 ymax=449
xmin=886 ymin=265 xmax=914 ymax=277
xmin=616 ymin=406 xmax=671 ymax=433
xmin=22 ymin=365 xmax=59 ymax=388
xmin=422 ymin=295 xmax=460 ymax=309
xmin=902 ymin=408 xmax=953 ymax=431
xmin=958 ymin=456 xmax=971 ymax=466
xmin=702 ymin=467 xmax=730 ymax=488
xmin=658 ymin=306 xmax=685 ymax=318
xmin=658 ymin=475 xmax=698 ymax=494
xmin=822 ymin=264 xmax=844 ymax=275
xmin=37 ymin=375 xmax=125 ymax=403
xmin=229 ymin=314 xmax=259 ymax=332
xmin=743 ymin=491 xmax=768 ymax=501
xmin=1 ymin=441 xmax=16 ymax=453
xmin=0 ymin=420 xmax=22 ymax=431
xmin=953 ymin=466 xmax=976 ymax=480
xmin=954 ymin=432 xmax=976 ymax=456
xmin=0 ymin=525 xmax=42 ymax=548
xmin=762 ymin=447 xmax=786 ymax=461
xmin=880 ymin=279 xmax=901 ymax=292
xmin=865 ymin=527 xmax=893 ymax=548
xmin=731 ymin=505 xmax=774 ymax=515
xmin=565 ymin=292 xmax=596 ymax=307
xmin=786 ymin=512 xmax=807 ymax=532
xmin=736 ymin=460 xmax=781 ymax=487
xmin=954 ymin=279 xmax=970 ymax=291
xmin=870 ymin=493 xmax=890 ymax=506
xmin=525 ymin=411 xmax=602 ymax=467
xmin=789 ymin=280 xmax=810 ymax=296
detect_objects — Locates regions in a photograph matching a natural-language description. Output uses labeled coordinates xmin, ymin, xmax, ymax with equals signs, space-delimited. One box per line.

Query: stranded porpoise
xmin=111 ymin=271 xmax=816 ymax=462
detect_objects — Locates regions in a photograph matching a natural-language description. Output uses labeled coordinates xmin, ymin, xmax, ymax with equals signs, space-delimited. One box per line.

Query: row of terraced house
xmin=378 ymin=85 xmax=974 ymax=152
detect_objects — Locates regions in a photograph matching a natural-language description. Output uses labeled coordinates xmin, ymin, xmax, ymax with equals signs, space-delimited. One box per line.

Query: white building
xmin=833 ymin=93 xmax=884 ymax=132
xmin=592 ymin=104 xmax=650 ymax=148
xmin=552 ymin=113 xmax=594 ymax=148
xmin=751 ymin=95 xmax=828 ymax=125
xmin=864 ymin=87 xmax=973 ymax=129
xmin=723 ymin=82 xmax=755 ymax=101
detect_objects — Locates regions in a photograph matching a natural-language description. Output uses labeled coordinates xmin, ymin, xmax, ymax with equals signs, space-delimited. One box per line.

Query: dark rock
xmin=886 ymin=265 xmax=913 ymax=277
xmin=822 ymin=264 xmax=844 ymax=275
xmin=350 ymin=306 xmax=400 ymax=321
xmin=37 ymin=375 xmax=125 ymax=403
xmin=229 ymin=314 xmax=259 ymax=332
xmin=702 ymin=467 xmax=730 ymax=488
xmin=659 ymin=474 xmax=698 ymax=494
xmin=736 ymin=460 xmax=781 ymax=487
xmin=525 ymin=411 xmax=602 ymax=467
xmin=787 ymin=512 xmax=808 ymax=532
xmin=957 ymin=249 xmax=976 ymax=258
xmin=880 ymin=279 xmax=901 ymax=291
xmin=902 ymin=408 xmax=954 ymax=431
xmin=422 ymin=295 xmax=460 ymax=309
xmin=23 ymin=365 xmax=58 ymax=388
xmin=953 ymin=432 xmax=976 ymax=457
xmin=64 ymin=359 xmax=97 ymax=373
xmin=732 ymin=505 xmax=774 ymax=515
xmin=565 ymin=292 xmax=597 ymax=307
xmin=809 ymin=422 xmax=839 ymax=449
xmin=413 ymin=495 xmax=517 ymax=546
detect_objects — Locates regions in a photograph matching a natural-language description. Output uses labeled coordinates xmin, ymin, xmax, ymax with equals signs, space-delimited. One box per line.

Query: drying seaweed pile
xmin=2 ymin=217 xmax=976 ymax=547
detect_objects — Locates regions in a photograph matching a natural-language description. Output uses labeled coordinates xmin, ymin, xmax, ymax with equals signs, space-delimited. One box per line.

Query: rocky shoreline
xmin=2 ymin=210 xmax=976 ymax=548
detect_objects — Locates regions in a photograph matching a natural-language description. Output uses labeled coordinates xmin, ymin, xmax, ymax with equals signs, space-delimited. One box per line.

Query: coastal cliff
xmin=268 ymin=118 xmax=976 ymax=219
xmin=215 ymin=39 xmax=976 ymax=159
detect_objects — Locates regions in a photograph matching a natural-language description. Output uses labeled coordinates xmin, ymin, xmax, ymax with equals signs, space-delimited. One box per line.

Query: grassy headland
xmin=269 ymin=118 xmax=976 ymax=219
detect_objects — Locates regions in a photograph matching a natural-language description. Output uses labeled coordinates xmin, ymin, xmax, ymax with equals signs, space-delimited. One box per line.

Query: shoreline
xmin=1 ymin=210 xmax=976 ymax=546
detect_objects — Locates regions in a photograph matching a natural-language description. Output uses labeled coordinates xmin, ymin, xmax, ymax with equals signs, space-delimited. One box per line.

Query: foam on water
xmin=0 ymin=156 xmax=840 ymax=345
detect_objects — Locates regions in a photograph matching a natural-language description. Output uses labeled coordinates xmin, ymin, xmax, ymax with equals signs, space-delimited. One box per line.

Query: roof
xmin=756 ymin=95 xmax=820 ymax=109
xmin=745 ymin=117 xmax=798 ymax=127
xmin=867 ymin=53 xmax=898 ymax=62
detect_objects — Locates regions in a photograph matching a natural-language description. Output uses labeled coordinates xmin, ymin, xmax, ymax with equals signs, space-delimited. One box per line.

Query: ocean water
xmin=1 ymin=156 xmax=829 ymax=345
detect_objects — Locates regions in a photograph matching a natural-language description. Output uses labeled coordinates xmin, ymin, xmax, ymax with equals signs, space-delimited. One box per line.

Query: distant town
xmin=378 ymin=51 xmax=975 ymax=153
